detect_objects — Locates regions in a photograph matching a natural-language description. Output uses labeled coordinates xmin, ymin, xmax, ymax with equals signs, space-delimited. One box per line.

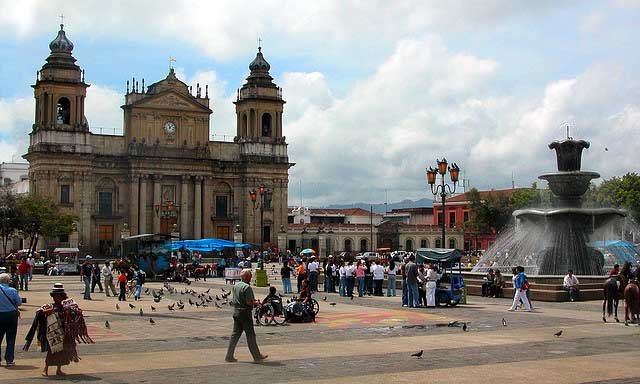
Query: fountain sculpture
xmin=474 ymin=134 xmax=626 ymax=275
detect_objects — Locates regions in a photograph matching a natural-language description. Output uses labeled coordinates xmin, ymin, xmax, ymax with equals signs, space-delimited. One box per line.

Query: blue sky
xmin=1 ymin=1 xmax=639 ymax=206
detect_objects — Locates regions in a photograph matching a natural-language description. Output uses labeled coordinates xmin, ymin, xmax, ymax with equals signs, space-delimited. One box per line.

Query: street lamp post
xmin=427 ymin=159 xmax=460 ymax=249
xmin=249 ymin=185 xmax=270 ymax=258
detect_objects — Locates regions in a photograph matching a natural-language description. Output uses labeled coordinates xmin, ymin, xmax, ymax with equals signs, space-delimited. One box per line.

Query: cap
xmin=50 ymin=283 xmax=66 ymax=296
xmin=85 ymin=255 xmax=92 ymax=259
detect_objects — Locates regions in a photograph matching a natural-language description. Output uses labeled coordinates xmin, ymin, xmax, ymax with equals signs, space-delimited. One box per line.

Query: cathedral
xmin=25 ymin=24 xmax=292 ymax=256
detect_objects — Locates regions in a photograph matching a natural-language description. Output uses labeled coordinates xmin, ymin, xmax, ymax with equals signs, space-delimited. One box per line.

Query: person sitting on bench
xmin=481 ymin=269 xmax=495 ymax=297
xmin=563 ymin=269 xmax=580 ymax=302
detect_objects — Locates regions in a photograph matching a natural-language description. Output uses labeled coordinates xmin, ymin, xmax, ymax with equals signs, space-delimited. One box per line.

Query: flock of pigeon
xmin=105 ymin=282 xmax=234 ymax=328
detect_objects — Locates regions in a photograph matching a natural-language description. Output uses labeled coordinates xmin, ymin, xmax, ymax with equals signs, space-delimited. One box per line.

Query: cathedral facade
xmin=25 ymin=24 xmax=292 ymax=256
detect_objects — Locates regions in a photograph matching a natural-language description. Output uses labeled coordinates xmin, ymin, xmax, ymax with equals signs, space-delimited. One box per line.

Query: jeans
xmin=119 ymin=281 xmax=126 ymax=301
xmin=374 ymin=279 xmax=383 ymax=296
xmin=407 ymin=281 xmax=419 ymax=307
xmin=357 ymin=277 xmax=364 ymax=297
xmin=226 ymin=309 xmax=263 ymax=361
xmin=0 ymin=311 xmax=18 ymax=364
xmin=331 ymin=276 xmax=338 ymax=293
xmin=364 ymin=275 xmax=373 ymax=295
xmin=402 ymin=278 xmax=408 ymax=306
xmin=309 ymin=271 xmax=318 ymax=292
xmin=323 ymin=275 xmax=330 ymax=293
xmin=28 ymin=270 xmax=33 ymax=281
xmin=135 ymin=284 xmax=142 ymax=300
xmin=387 ymin=275 xmax=396 ymax=296
xmin=346 ymin=277 xmax=355 ymax=297
xmin=19 ymin=275 xmax=28 ymax=291
xmin=91 ymin=276 xmax=104 ymax=293
xmin=565 ymin=286 xmax=579 ymax=301
xmin=282 ymin=278 xmax=292 ymax=294
xmin=339 ymin=277 xmax=346 ymax=296
xmin=83 ymin=276 xmax=91 ymax=299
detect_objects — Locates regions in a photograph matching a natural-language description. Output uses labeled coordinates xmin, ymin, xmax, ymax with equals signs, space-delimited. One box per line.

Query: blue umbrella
xmin=300 ymin=248 xmax=316 ymax=255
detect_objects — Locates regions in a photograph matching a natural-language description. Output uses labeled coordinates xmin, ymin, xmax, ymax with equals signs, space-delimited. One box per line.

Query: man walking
xmin=225 ymin=269 xmax=268 ymax=363
xmin=17 ymin=259 xmax=29 ymax=291
xmin=308 ymin=256 xmax=319 ymax=293
xmin=91 ymin=262 xmax=103 ymax=294
xmin=80 ymin=256 xmax=93 ymax=300
xmin=404 ymin=255 xmax=419 ymax=308
xmin=0 ymin=273 xmax=21 ymax=367
xmin=102 ymin=261 xmax=117 ymax=297
xmin=508 ymin=266 xmax=532 ymax=312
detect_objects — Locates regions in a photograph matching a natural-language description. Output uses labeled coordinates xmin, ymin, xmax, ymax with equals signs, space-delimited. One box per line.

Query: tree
xmin=592 ymin=172 xmax=640 ymax=221
xmin=16 ymin=194 xmax=77 ymax=257
xmin=0 ymin=187 xmax=20 ymax=258
xmin=510 ymin=185 xmax=541 ymax=210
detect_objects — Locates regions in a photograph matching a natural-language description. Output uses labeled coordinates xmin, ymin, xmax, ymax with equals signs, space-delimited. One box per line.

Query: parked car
xmin=357 ymin=252 xmax=381 ymax=260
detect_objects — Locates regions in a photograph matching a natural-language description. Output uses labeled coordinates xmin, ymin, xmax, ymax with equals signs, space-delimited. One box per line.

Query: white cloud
xmin=0 ymin=97 xmax=33 ymax=162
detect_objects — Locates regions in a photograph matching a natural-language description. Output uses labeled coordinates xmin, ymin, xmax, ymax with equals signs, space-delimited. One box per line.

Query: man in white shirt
xmin=563 ymin=269 xmax=580 ymax=302
xmin=102 ymin=261 xmax=117 ymax=297
xmin=338 ymin=263 xmax=347 ymax=297
xmin=27 ymin=256 xmax=36 ymax=281
xmin=308 ymin=256 xmax=319 ymax=293
xmin=371 ymin=261 xmax=385 ymax=296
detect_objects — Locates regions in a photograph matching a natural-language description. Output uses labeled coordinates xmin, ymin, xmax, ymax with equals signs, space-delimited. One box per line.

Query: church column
xmin=81 ymin=172 xmax=93 ymax=250
xmin=276 ymin=112 xmax=282 ymax=138
xmin=130 ymin=174 xmax=139 ymax=235
xmin=194 ymin=176 xmax=202 ymax=239
xmin=153 ymin=175 xmax=162 ymax=234
xmin=203 ymin=177 xmax=214 ymax=238
xmin=180 ymin=175 xmax=190 ymax=238
xmin=139 ymin=175 xmax=148 ymax=234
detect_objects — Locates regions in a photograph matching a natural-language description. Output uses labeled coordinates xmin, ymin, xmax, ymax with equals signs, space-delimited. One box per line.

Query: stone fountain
xmin=474 ymin=134 xmax=626 ymax=276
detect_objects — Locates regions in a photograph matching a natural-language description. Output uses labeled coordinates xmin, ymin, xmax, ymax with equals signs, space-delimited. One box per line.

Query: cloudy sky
xmin=1 ymin=1 xmax=639 ymax=206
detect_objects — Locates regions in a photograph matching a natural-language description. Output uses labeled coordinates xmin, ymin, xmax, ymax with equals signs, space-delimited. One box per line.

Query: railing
xmin=209 ymin=133 xmax=234 ymax=142
xmin=91 ymin=127 xmax=123 ymax=136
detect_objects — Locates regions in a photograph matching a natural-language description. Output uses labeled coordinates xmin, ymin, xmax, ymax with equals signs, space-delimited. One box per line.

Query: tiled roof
xmin=445 ymin=188 xmax=527 ymax=203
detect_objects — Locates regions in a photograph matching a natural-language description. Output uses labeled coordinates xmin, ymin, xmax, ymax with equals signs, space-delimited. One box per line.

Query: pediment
xmin=127 ymin=90 xmax=212 ymax=113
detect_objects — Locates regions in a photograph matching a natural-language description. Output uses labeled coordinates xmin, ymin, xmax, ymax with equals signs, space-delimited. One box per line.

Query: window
xmin=463 ymin=211 xmax=469 ymax=223
xmin=60 ymin=185 xmax=70 ymax=204
xmin=263 ymin=190 xmax=272 ymax=209
xmin=344 ymin=239 xmax=352 ymax=252
xmin=56 ymin=97 xmax=71 ymax=124
xmin=242 ymin=114 xmax=248 ymax=136
xmin=215 ymin=196 xmax=228 ymax=218
xmin=360 ymin=239 xmax=367 ymax=252
xmin=435 ymin=239 xmax=442 ymax=248
xmin=449 ymin=212 xmax=456 ymax=228
xmin=261 ymin=113 xmax=272 ymax=137
xmin=420 ymin=239 xmax=427 ymax=248
xmin=438 ymin=212 xmax=444 ymax=225
xmin=98 ymin=191 xmax=113 ymax=216
xmin=449 ymin=238 xmax=456 ymax=249
xmin=263 ymin=225 xmax=271 ymax=244
xmin=405 ymin=239 xmax=413 ymax=251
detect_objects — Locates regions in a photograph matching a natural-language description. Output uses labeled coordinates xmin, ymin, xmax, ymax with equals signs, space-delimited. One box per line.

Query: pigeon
xmin=447 ymin=321 xmax=460 ymax=327
xmin=502 ymin=318 xmax=507 ymax=327
xmin=195 ymin=302 xmax=201 ymax=308
xmin=189 ymin=299 xmax=195 ymax=306
xmin=323 ymin=296 xmax=327 ymax=301
xmin=554 ymin=330 xmax=563 ymax=337
xmin=604 ymin=147 xmax=608 ymax=151
xmin=154 ymin=297 xmax=161 ymax=303
xmin=145 ymin=288 xmax=150 ymax=294
xmin=177 ymin=304 xmax=185 ymax=310
xmin=462 ymin=323 xmax=468 ymax=332
xmin=205 ymin=288 xmax=210 ymax=293
xmin=215 ymin=295 xmax=221 ymax=301
xmin=116 ymin=304 xmax=120 ymax=310
xmin=149 ymin=318 xmax=155 ymax=325
xmin=411 ymin=350 xmax=424 ymax=359
xmin=151 ymin=306 xmax=156 ymax=311
xmin=105 ymin=320 xmax=111 ymax=329
xmin=329 ymin=302 xmax=337 ymax=306
xmin=214 ymin=302 xmax=221 ymax=308
xmin=221 ymin=288 xmax=227 ymax=293
xmin=139 ymin=308 xmax=144 ymax=316
xmin=129 ymin=303 xmax=136 ymax=309
xmin=168 ymin=304 xmax=175 ymax=311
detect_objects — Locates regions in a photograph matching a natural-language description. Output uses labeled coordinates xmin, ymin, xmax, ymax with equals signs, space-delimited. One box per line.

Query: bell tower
xmin=234 ymin=45 xmax=285 ymax=142
xmin=32 ymin=23 xmax=89 ymax=132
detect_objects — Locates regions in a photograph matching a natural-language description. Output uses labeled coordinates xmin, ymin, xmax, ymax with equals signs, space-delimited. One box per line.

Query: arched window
xmin=449 ymin=238 xmax=456 ymax=249
xmin=435 ymin=239 xmax=442 ymax=248
xmin=261 ymin=113 xmax=272 ymax=137
xmin=56 ymin=97 xmax=71 ymax=125
xmin=405 ymin=239 xmax=413 ymax=252
xmin=420 ymin=239 xmax=429 ymax=248
xmin=360 ymin=239 xmax=367 ymax=252
xmin=344 ymin=239 xmax=352 ymax=252
xmin=242 ymin=114 xmax=248 ymax=136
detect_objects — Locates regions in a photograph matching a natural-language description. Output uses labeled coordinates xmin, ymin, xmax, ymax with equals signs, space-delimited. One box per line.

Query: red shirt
xmin=117 ymin=274 xmax=127 ymax=283
xmin=18 ymin=262 xmax=30 ymax=275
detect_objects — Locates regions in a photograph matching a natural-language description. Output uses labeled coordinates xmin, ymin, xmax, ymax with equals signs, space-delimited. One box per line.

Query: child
xmin=117 ymin=271 xmax=127 ymax=301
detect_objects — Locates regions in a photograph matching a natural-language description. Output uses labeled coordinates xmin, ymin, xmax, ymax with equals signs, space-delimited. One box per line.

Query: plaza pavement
xmin=2 ymin=268 xmax=640 ymax=384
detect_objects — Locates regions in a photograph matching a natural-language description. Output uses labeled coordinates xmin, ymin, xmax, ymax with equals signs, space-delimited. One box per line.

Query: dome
xmin=49 ymin=24 xmax=74 ymax=54
xmin=249 ymin=47 xmax=270 ymax=73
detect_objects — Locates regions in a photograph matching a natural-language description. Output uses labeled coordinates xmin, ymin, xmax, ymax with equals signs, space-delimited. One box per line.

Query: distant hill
xmin=325 ymin=198 xmax=433 ymax=214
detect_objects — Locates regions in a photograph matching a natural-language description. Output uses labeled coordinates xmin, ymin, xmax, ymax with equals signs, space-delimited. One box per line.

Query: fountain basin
xmin=538 ymin=171 xmax=599 ymax=206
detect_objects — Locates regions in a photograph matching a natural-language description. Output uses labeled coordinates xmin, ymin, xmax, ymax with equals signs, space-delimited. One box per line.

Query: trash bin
xmin=255 ymin=269 xmax=268 ymax=287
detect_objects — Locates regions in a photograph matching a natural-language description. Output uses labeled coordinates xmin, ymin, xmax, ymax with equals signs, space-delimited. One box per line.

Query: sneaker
xmin=402 ymin=304 xmax=408 ymax=307
xmin=5 ymin=361 xmax=15 ymax=367
xmin=253 ymin=354 xmax=268 ymax=363
xmin=225 ymin=357 xmax=237 ymax=363
xmin=507 ymin=308 xmax=516 ymax=312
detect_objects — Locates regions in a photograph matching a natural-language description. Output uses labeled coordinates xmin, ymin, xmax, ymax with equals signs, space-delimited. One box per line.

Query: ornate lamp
xmin=437 ymin=158 xmax=448 ymax=175
xmin=426 ymin=167 xmax=437 ymax=185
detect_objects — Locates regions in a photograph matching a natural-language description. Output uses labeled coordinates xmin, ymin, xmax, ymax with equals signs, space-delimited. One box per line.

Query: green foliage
xmin=17 ymin=194 xmax=77 ymax=238
xmin=592 ymin=172 xmax=640 ymax=221
xmin=510 ymin=188 xmax=541 ymax=210
xmin=0 ymin=187 xmax=20 ymax=257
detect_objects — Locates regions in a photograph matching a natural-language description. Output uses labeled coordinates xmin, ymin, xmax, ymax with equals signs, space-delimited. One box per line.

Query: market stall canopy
xmin=590 ymin=240 xmax=640 ymax=266
xmin=416 ymin=248 xmax=462 ymax=264
xmin=170 ymin=238 xmax=251 ymax=252
xmin=53 ymin=247 xmax=80 ymax=254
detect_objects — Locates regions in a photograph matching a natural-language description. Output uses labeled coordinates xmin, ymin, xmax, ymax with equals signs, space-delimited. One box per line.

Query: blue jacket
xmin=0 ymin=283 xmax=21 ymax=313
xmin=514 ymin=272 xmax=526 ymax=289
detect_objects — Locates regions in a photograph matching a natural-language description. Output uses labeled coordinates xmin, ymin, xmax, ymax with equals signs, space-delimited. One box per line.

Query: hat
xmin=85 ymin=255 xmax=92 ymax=259
xmin=50 ymin=283 xmax=66 ymax=296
